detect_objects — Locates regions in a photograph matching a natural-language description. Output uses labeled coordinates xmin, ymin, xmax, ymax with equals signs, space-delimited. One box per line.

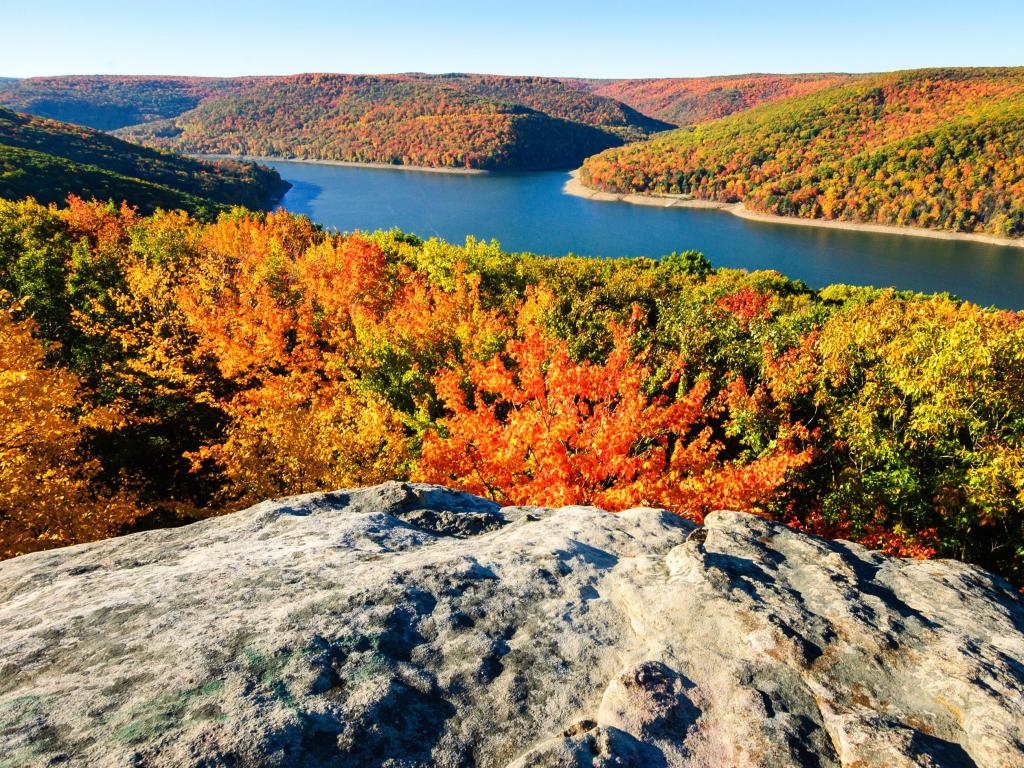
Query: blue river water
xmin=269 ymin=160 xmax=1024 ymax=309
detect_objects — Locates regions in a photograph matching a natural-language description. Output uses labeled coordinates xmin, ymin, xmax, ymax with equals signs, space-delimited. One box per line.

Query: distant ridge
xmin=0 ymin=73 xmax=673 ymax=171
xmin=0 ymin=75 xmax=260 ymax=130
xmin=570 ymin=72 xmax=856 ymax=125
xmin=580 ymin=67 xmax=1024 ymax=238
xmin=0 ymin=72 xmax=870 ymax=171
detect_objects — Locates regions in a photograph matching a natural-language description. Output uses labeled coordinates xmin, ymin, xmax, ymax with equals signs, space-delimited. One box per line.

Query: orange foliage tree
xmin=179 ymin=213 xmax=412 ymax=503
xmin=418 ymin=295 xmax=809 ymax=519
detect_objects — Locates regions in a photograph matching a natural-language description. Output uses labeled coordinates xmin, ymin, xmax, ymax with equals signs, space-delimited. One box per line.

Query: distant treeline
xmin=114 ymin=74 xmax=671 ymax=170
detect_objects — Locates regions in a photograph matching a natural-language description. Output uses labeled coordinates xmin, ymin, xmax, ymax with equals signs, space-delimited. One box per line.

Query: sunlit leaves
xmin=418 ymin=291 xmax=808 ymax=518
xmin=1 ymin=197 xmax=1022 ymax=585
xmin=0 ymin=305 xmax=137 ymax=557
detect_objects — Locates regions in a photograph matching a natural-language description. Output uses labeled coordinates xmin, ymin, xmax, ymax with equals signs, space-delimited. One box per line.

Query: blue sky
xmin=3 ymin=0 xmax=1022 ymax=79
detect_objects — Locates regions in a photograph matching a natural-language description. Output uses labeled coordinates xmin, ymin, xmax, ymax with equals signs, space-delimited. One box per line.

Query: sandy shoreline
xmin=563 ymin=171 xmax=1024 ymax=249
xmin=195 ymin=154 xmax=488 ymax=175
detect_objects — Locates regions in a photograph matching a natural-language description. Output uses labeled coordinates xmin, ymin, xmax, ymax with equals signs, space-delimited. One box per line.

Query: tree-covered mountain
xmin=0 ymin=107 xmax=288 ymax=215
xmin=6 ymin=68 xmax=1022 ymax=230
xmin=580 ymin=68 xmax=1024 ymax=237
xmin=0 ymin=76 xmax=260 ymax=131
xmin=572 ymin=73 xmax=854 ymax=126
xmin=114 ymin=73 xmax=668 ymax=170
xmin=439 ymin=74 xmax=673 ymax=139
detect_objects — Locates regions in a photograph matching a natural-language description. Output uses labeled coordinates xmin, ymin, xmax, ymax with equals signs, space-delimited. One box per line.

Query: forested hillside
xmin=580 ymin=68 xmax=1024 ymax=237
xmin=0 ymin=107 xmax=288 ymax=215
xmin=0 ymin=76 xmax=262 ymax=131
xmin=2 ymin=198 xmax=1022 ymax=585
xmin=446 ymin=74 xmax=673 ymax=139
xmin=574 ymin=73 xmax=853 ymax=125
xmin=116 ymin=73 xmax=666 ymax=170
xmin=4 ymin=72 xmax=896 ymax=172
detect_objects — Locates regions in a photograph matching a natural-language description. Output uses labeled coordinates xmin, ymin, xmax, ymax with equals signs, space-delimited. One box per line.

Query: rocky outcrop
xmin=1 ymin=482 xmax=1022 ymax=767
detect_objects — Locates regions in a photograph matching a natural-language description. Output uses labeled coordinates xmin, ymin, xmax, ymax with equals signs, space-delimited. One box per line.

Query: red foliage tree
xmin=418 ymin=296 xmax=808 ymax=519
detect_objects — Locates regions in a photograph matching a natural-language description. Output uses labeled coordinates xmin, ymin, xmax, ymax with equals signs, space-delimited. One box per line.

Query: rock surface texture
xmin=1 ymin=482 xmax=1023 ymax=767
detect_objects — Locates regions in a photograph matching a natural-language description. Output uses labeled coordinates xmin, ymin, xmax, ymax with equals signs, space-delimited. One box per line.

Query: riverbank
xmin=563 ymin=171 xmax=1024 ymax=249
xmin=261 ymin=176 xmax=293 ymax=211
xmin=196 ymin=154 xmax=488 ymax=175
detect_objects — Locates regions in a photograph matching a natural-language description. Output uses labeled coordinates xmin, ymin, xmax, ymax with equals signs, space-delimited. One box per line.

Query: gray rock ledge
xmin=1 ymin=482 xmax=1022 ymax=767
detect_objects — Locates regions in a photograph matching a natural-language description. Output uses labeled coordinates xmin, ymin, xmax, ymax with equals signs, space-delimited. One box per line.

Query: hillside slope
xmin=580 ymin=68 xmax=1024 ymax=237
xmin=575 ymin=72 xmax=855 ymax=126
xmin=116 ymin=73 xmax=666 ymax=170
xmin=445 ymin=73 xmax=673 ymax=139
xmin=0 ymin=107 xmax=288 ymax=214
xmin=0 ymin=75 xmax=260 ymax=130
xmin=1 ymin=483 xmax=1022 ymax=767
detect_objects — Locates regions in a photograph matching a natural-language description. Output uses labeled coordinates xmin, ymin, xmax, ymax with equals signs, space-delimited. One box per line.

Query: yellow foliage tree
xmin=180 ymin=215 xmax=412 ymax=504
xmin=0 ymin=305 xmax=138 ymax=557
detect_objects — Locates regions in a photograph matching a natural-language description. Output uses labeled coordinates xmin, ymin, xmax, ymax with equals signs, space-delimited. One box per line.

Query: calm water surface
xmin=271 ymin=160 xmax=1024 ymax=309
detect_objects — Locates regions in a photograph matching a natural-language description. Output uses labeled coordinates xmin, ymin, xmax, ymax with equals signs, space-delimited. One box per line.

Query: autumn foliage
xmin=421 ymin=295 xmax=808 ymax=517
xmin=0 ymin=303 xmax=136 ymax=557
xmin=1 ymin=197 xmax=1023 ymax=586
xmin=178 ymin=212 xmax=411 ymax=502
xmin=581 ymin=68 xmax=1024 ymax=237
xmin=115 ymin=74 xmax=664 ymax=171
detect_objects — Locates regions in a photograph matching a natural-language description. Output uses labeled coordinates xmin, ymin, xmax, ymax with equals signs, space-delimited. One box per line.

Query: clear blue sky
xmin=3 ymin=0 xmax=1022 ymax=79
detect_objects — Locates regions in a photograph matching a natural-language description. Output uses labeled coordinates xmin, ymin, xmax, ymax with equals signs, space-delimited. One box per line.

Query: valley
xmin=2 ymin=6 xmax=1024 ymax=764
xmin=3 ymin=67 xmax=1022 ymax=245
xmin=267 ymin=159 xmax=1024 ymax=308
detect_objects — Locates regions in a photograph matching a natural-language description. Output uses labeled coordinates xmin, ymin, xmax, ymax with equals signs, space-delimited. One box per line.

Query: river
xmin=269 ymin=160 xmax=1024 ymax=309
